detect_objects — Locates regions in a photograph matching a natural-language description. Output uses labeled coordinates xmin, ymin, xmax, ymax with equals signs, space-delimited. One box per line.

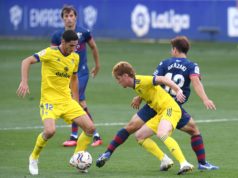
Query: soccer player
xmin=96 ymin=61 xmax=194 ymax=175
xmin=51 ymin=5 xmax=102 ymax=147
xmin=17 ymin=30 xmax=95 ymax=175
xmin=132 ymin=36 xmax=219 ymax=171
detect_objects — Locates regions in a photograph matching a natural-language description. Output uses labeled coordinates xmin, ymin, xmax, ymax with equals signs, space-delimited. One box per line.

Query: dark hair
xmin=62 ymin=30 xmax=78 ymax=42
xmin=61 ymin=5 xmax=77 ymax=18
xmin=171 ymin=36 xmax=190 ymax=54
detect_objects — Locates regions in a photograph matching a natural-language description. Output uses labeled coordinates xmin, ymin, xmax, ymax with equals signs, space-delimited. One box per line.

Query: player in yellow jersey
xmin=96 ymin=61 xmax=193 ymax=175
xmin=17 ymin=30 xmax=95 ymax=175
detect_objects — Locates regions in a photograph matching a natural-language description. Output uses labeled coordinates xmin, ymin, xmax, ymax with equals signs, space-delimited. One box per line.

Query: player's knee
xmin=183 ymin=119 xmax=200 ymax=136
xmin=85 ymin=124 xmax=95 ymax=135
xmin=44 ymin=128 xmax=56 ymax=139
xmin=157 ymin=130 xmax=170 ymax=141
xmin=135 ymin=131 xmax=145 ymax=141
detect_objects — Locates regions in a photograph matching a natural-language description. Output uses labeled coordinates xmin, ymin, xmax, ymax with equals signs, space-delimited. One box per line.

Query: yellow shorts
xmin=146 ymin=105 xmax=181 ymax=134
xmin=39 ymin=100 xmax=86 ymax=124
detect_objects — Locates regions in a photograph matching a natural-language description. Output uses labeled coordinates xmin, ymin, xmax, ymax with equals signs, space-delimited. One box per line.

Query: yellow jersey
xmin=134 ymin=75 xmax=176 ymax=112
xmin=34 ymin=46 xmax=80 ymax=103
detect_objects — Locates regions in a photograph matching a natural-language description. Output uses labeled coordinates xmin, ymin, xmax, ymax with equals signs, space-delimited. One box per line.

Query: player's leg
xmin=63 ymin=100 xmax=95 ymax=154
xmin=63 ymin=74 xmax=102 ymax=147
xmin=29 ymin=102 xmax=58 ymax=175
xmin=73 ymin=114 xmax=95 ymax=153
xmin=80 ymin=100 xmax=103 ymax=147
xmin=96 ymin=113 xmax=146 ymax=168
xmin=29 ymin=118 xmax=56 ymax=175
xmin=157 ymin=107 xmax=193 ymax=175
xmin=178 ymin=108 xmax=219 ymax=170
xmin=135 ymin=122 xmax=174 ymax=171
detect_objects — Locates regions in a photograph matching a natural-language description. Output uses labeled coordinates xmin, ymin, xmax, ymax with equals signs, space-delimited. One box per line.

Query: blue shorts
xmin=137 ymin=104 xmax=157 ymax=122
xmin=77 ymin=73 xmax=89 ymax=101
xmin=137 ymin=104 xmax=191 ymax=129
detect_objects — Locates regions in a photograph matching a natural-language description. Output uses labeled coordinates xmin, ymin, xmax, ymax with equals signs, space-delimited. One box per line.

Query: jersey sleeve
xmin=33 ymin=48 xmax=50 ymax=62
xmin=189 ymin=62 xmax=201 ymax=78
xmin=83 ymin=29 xmax=92 ymax=42
xmin=73 ymin=54 xmax=80 ymax=73
xmin=153 ymin=61 xmax=165 ymax=76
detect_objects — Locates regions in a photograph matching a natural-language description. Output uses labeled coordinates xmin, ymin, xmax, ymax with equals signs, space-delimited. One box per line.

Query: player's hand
xmin=131 ymin=96 xmax=142 ymax=109
xmin=16 ymin=81 xmax=30 ymax=98
xmin=176 ymin=89 xmax=186 ymax=103
xmin=91 ymin=65 xmax=100 ymax=78
xmin=203 ymin=99 xmax=216 ymax=110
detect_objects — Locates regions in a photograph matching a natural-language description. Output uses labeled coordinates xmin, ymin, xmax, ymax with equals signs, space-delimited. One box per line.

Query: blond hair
xmin=112 ymin=61 xmax=135 ymax=78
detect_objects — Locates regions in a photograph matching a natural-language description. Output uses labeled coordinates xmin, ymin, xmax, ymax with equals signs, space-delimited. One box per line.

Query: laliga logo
xmin=83 ymin=6 xmax=97 ymax=29
xmin=9 ymin=5 xmax=23 ymax=30
xmin=131 ymin=4 xmax=150 ymax=37
xmin=228 ymin=7 xmax=238 ymax=37
xmin=131 ymin=4 xmax=190 ymax=37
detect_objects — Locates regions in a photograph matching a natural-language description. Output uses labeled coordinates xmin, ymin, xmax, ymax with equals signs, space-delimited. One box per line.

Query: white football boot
xmin=177 ymin=161 xmax=194 ymax=175
xmin=29 ymin=157 xmax=39 ymax=175
xmin=160 ymin=154 xmax=174 ymax=171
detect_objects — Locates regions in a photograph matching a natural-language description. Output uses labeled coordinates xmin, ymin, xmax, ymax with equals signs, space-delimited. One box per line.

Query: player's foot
xmin=160 ymin=154 xmax=174 ymax=171
xmin=177 ymin=161 xmax=194 ymax=175
xmin=198 ymin=162 xmax=219 ymax=170
xmin=29 ymin=156 xmax=39 ymax=175
xmin=91 ymin=137 xmax=103 ymax=147
xmin=96 ymin=152 xmax=111 ymax=168
xmin=63 ymin=136 xmax=77 ymax=147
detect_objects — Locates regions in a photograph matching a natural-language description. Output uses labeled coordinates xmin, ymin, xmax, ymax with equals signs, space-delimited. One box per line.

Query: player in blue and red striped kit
xmin=133 ymin=36 xmax=219 ymax=171
xmin=51 ymin=5 xmax=102 ymax=147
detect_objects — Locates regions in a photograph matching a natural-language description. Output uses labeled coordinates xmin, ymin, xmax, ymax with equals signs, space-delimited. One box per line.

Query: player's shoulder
xmin=75 ymin=26 xmax=91 ymax=34
xmin=49 ymin=46 xmax=59 ymax=50
xmin=71 ymin=52 xmax=80 ymax=60
xmin=52 ymin=29 xmax=64 ymax=37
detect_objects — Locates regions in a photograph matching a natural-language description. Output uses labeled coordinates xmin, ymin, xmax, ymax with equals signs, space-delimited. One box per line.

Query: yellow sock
xmin=74 ymin=131 xmax=92 ymax=153
xmin=30 ymin=133 xmax=47 ymax=160
xmin=138 ymin=138 xmax=164 ymax=160
xmin=163 ymin=136 xmax=186 ymax=164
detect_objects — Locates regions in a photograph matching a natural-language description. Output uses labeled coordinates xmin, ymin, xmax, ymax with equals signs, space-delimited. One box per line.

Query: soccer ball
xmin=71 ymin=151 xmax=93 ymax=171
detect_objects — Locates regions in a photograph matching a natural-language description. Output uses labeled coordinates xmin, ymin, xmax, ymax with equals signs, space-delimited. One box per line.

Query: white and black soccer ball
xmin=71 ymin=151 xmax=93 ymax=171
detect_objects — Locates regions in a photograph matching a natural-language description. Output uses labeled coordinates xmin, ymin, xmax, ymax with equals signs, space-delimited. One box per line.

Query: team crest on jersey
xmin=57 ymin=58 xmax=60 ymax=62
xmin=71 ymin=59 xmax=75 ymax=64
xmin=77 ymin=32 xmax=82 ymax=39
xmin=64 ymin=66 xmax=69 ymax=72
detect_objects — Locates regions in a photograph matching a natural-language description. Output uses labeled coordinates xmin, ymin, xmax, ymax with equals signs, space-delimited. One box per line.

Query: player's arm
xmin=131 ymin=96 xmax=142 ymax=109
xmin=70 ymin=73 xmax=79 ymax=103
xmin=190 ymin=76 xmax=216 ymax=110
xmin=88 ymin=38 xmax=100 ymax=78
xmin=154 ymin=76 xmax=186 ymax=103
xmin=16 ymin=56 xmax=38 ymax=97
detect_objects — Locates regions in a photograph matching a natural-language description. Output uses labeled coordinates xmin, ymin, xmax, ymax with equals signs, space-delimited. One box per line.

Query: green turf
xmin=0 ymin=38 xmax=238 ymax=178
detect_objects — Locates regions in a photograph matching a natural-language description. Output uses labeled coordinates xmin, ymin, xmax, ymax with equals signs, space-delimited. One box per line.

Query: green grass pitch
xmin=0 ymin=38 xmax=238 ymax=178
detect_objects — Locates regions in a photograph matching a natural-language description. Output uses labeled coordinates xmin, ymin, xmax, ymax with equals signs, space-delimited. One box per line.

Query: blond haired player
xmin=96 ymin=61 xmax=193 ymax=175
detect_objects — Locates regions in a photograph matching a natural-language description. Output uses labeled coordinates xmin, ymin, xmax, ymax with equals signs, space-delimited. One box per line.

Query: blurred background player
xmin=51 ymin=5 xmax=102 ymax=147
xmin=132 ymin=36 xmax=219 ymax=171
xmin=97 ymin=61 xmax=194 ymax=175
xmin=17 ymin=30 xmax=95 ymax=175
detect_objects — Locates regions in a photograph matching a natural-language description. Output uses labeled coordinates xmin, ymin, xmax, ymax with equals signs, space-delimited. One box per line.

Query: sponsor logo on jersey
xmin=55 ymin=71 xmax=70 ymax=78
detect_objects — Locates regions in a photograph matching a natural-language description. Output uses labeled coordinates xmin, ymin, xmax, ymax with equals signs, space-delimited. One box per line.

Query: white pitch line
xmin=0 ymin=118 xmax=238 ymax=131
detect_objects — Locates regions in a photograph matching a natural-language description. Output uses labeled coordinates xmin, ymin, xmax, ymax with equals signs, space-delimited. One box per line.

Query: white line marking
xmin=0 ymin=118 xmax=238 ymax=131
